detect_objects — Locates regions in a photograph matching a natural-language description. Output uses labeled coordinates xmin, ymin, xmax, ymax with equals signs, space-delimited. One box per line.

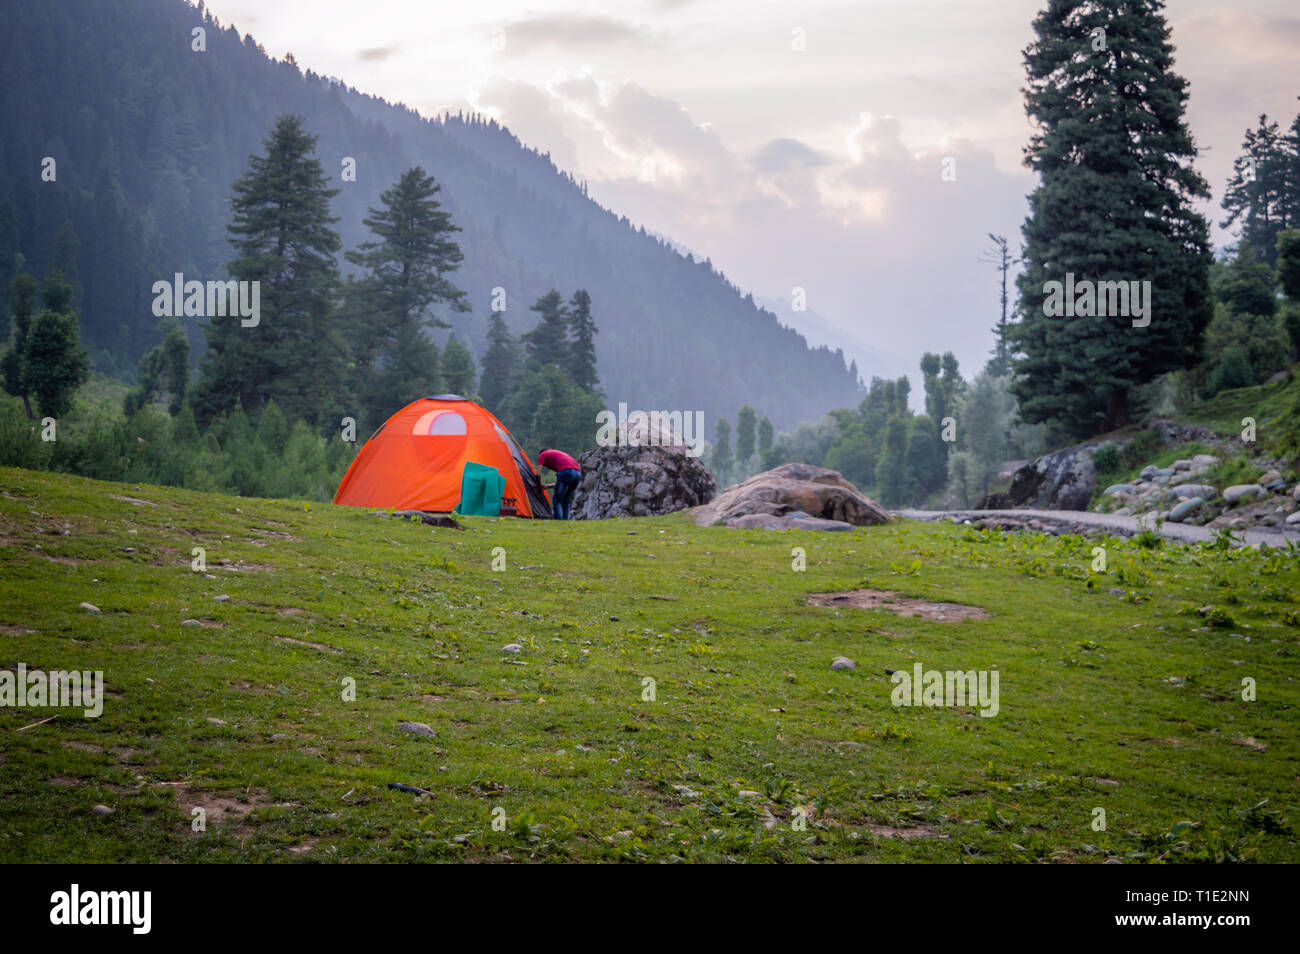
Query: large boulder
xmin=977 ymin=441 xmax=1107 ymax=511
xmin=692 ymin=463 xmax=889 ymax=529
xmin=571 ymin=442 xmax=716 ymax=519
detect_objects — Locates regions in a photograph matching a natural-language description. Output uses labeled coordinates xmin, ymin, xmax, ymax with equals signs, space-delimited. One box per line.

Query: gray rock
xmin=392 ymin=510 xmax=460 ymax=528
xmin=1173 ymin=483 xmax=1215 ymax=499
xmin=978 ymin=440 xmax=1109 ymax=511
xmin=181 ymin=619 xmax=201 ymax=626
xmin=1103 ymin=483 xmax=1135 ymax=497
xmin=1266 ymin=479 xmax=1286 ymax=492
xmin=1293 ymin=484 xmax=1300 ymax=500
xmin=92 ymin=804 xmax=113 ymax=816
xmin=1168 ymin=497 xmax=1203 ymax=522
xmin=1140 ymin=465 xmax=1158 ymax=479
xmin=1260 ymin=470 xmax=1282 ymax=487
xmin=79 ymin=602 xmax=100 ymax=613
xmin=572 ymin=439 xmax=716 ymax=520
xmin=1191 ymin=454 xmax=1220 ymax=468
xmin=397 ymin=722 xmax=437 ymax=737
xmin=1171 ymin=459 xmax=1192 ymax=471
xmin=501 ymin=643 xmax=523 ymax=653
xmin=213 ymin=595 xmax=231 ymax=602
xmin=830 ymin=656 xmax=857 ymax=671
xmin=1286 ymin=511 xmax=1300 ymax=525
xmin=1224 ymin=484 xmax=1266 ymax=504
xmin=695 ymin=463 xmax=888 ymax=528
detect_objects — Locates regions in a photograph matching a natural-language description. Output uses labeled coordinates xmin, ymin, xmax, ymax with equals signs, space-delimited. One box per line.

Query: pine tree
xmin=194 ymin=115 xmax=344 ymax=427
xmin=874 ymin=415 xmax=909 ymax=506
xmin=523 ymin=290 xmax=569 ymax=369
xmin=345 ymin=166 xmax=468 ymax=425
xmin=565 ymin=289 xmax=599 ymax=391
xmin=441 ymin=334 xmax=477 ymax=397
xmin=1 ymin=273 xmax=38 ymax=417
xmin=346 ymin=166 xmax=468 ymax=339
xmin=22 ymin=271 xmax=89 ymax=419
xmin=125 ymin=319 xmax=190 ymax=416
xmin=735 ymin=404 xmax=757 ymax=467
xmin=1222 ymin=115 xmax=1296 ymax=267
xmin=51 ymin=220 xmax=82 ymax=309
xmin=712 ymin=417 xmax=733 ymax=484
xmin=1010 ymin=0 xmax=1213 ymax=436
xmin=757 ymin=415 xmax=774 ymax=462
xmin=479 ymin=313 xmax=517 ymax=413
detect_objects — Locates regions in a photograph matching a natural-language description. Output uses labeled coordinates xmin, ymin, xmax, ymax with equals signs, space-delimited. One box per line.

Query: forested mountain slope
xmin=0 ymin=0 xmax=862 ymax=433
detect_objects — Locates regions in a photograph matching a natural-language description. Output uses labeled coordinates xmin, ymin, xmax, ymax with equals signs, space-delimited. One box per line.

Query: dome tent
xmin=333 ymin=395 xmax=552 ymax=518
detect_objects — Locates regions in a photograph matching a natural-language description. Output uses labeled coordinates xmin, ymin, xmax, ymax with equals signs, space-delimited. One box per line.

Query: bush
xmin=1203 ymin=346 xmax=1255 ymax=397
xmin=0 ymin=399 xmax=54 ymax=469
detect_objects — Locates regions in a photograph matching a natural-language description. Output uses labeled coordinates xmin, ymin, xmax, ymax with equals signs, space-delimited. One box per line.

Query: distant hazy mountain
xmin=755 ymin=295 xmax=904 ymax=390
xmin=0 ymin=0 xmax=861 ymax=433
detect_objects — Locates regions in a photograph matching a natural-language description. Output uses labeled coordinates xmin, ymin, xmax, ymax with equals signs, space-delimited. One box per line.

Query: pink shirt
xmin=538 ymin=449 xmax=581 ymax=472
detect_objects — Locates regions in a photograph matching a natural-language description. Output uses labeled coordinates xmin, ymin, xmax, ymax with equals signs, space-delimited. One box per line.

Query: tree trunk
xmin=1103 ymin=387 xmax=1130 ymax=432
xmin=22 ymin=394 xmax=33 ymax=420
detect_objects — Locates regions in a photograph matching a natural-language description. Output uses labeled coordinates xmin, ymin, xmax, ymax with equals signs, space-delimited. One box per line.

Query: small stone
xmin=1108 ymin=587 xmax=1125 ymax=597
xmin=1168 ymin=497 xmax=1203 ymax=522
xmin=1171 ymin=459 xmax=1192 ymax=471
xmin=501 ymin=643 xmax=522 ymax=653
xmin=79 ymin=602 xmax=100 ymax=613
xmin=207 ymin=717 xmax=227 ymax=725
xmin=271 ymin=733 xmax=290 ymax=740
xmin=1286 ymin=511 xmax=1300 ymax=525
xmin=830 ymin=656 xmax=856 ymax=671
xmin=91 ymin=804 xmax=113 ymax=816
xmin=1224 ymin=484 xmax=1265 ymax=504
xmin=397 ymin=721 xmax=436 ymax=737
xmin=214 ymin=595 xmax=231 ymax=602
xmin=181 ymin=619 xmax=201 ymax=626
xmin=1260 ymin=470 xmax=1282 ymax=487
xmin=1103 ymin=483 xmax=1136 ymax=497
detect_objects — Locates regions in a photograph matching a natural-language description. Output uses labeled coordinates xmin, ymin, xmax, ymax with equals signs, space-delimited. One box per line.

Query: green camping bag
xmin=458 ymin=461 xmax=506 ymax=516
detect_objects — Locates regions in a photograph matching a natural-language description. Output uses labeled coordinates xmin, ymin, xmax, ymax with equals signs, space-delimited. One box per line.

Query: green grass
xmin=2 ymin=466 xmax=1298 ymax=863
xmin=1187 ymin=368 xmax=1300 ymax=463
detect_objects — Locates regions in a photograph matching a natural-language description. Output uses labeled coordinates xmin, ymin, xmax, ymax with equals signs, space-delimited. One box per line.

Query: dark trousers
xmin=552 ymin=468 xmax=581 ymax=520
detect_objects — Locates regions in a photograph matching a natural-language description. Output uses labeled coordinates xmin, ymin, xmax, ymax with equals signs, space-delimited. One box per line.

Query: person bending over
xmin=537 ymin=448 xmax=582 ymax=520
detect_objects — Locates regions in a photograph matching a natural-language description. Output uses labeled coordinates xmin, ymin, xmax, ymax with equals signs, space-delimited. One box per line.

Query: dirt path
xmin=895 ymin=508 xmax=1300 ymax=548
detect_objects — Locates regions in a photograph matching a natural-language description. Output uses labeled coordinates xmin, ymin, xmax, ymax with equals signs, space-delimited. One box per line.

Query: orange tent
xmin=333 ymin=395 xmax=552 ymax=517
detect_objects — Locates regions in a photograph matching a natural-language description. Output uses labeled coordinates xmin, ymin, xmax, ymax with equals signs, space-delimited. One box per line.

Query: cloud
xmin=356 ymin=46 xmax=398 ymax=62
xmin=470 ymin=77 xmax=581 ymax=172
xmin=498 ymin=15 xmax=658 ymax=57
xmin=751 ymin=138 xmax=829 ymax=174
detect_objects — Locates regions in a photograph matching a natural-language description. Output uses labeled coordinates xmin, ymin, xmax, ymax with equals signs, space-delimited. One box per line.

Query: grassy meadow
xmin=1 ymin=465 xmax=1297 ymax=862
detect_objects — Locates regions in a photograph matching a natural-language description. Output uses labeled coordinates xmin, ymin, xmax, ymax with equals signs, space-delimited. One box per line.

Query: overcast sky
xmin=198 ymin=0 xmax=1300 ymax=384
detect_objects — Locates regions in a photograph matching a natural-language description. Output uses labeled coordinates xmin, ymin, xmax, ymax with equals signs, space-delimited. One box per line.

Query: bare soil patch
xmin=276 ymin=635 xmax=341 ymax=654
xmin=807 ymin=589 xmax=989 ymax=622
